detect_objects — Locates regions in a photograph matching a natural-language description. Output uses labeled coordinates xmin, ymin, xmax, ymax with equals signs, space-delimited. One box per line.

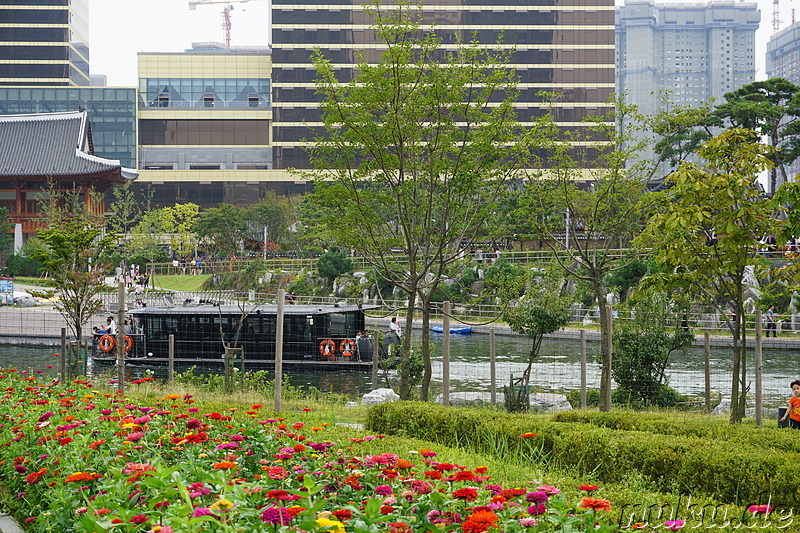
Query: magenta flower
xmin=519 ymin=518 xmax=538 ymax=527
xmin=665 ymin=520 xmax=685 ymax=530
xmin=192 ymin=508 xmax=214 ymax=518
xmin=375 ymin=485 xmax=393 ymax=496
xmin=747 ymin=505 xmax=773 ymax=514
xmin=260 ymin=506 xmax=291 ymax=525
xmin=126 ymin=432 xmax=144 ymax=442
xmin=525 ymin=491 xmax=548 ymax=503
xmin=527 ymin=504 xmax=546 ymax=516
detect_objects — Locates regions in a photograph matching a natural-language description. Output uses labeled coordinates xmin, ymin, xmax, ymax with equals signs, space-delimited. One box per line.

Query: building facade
xmin=767 ymin=22 xmax=800 ymax=184
xmin=0 ymin=86 xmax=136 ymax=168
xmin=136 ymin=48 xmax=284 ymax=207
xmin=271 ymin=0 xmax=616 ymax=172
xmin=616 ymin=0 xmax=759 ymax=179
xmin=0 ymin=0 xmax=90 ymax=86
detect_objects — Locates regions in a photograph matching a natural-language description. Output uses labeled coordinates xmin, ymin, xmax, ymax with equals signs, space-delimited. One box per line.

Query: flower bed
xmin=0 ymin=368 xmax=626 ymax=532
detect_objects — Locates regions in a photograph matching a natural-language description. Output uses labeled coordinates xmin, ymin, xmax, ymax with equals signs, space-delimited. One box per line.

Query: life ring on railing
xmin=124 ymin=335 xmax=134 ymax=352
xmin=98 ymin=335 xmax=116 ymax=353
xmin=319 ymin=339 xmax=336 ymax=359
xmin=339 ymin=338 xmax=355 ymax=357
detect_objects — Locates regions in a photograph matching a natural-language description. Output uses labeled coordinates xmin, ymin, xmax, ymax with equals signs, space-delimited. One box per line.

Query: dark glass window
xmin=2 ymin=9 xmax=68 ymax=23
xmin=0 ymin=46 xmax=67 ymax=60
xmin=139 ymin=120 xmax=270 ymax=146
xmin=0 ymin=27 xmax=68 ymax=42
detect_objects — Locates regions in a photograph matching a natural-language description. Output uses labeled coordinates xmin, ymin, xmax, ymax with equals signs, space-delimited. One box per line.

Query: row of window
xmin=273 ymin=10 xmax=612 ymax=25
xmin=272 ymin=47 xmax=614 ymax=64
xmin=273 ymin=29 xmax=613 ymax=45
xmin=272 ymin=0 xmax=608 ymax=6
xmin=272 ymin=66 xmax=612 ymax=83
xmin=139 ymin=119 xmax=271 ymax=146
xmin=0 ymin=27 xmax=68 ymax=43
xmin=0 ymin=8 xmax=68 ymax=23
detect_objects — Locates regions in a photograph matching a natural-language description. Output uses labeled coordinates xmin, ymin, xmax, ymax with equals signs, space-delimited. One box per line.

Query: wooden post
xmin=580 ymin=329 xmax=587 ymax=409
xmin=704 ymin=331 xmax=711 ymax=414
xmin=371 ymin=330 xmax=379 ymax=390
xmin=274 ymin=289 xmax=285 ymax=412
xmin=168 ymin=334 xmax=175 ymax=386
xmin=116 ymin=282 xmax=126 ymax=394
xmin=755 ymin=309 xmax=763 ymax=427
xmin=60 ymin=328 xmax=67 ymax=382
xmin=442 ymin=301 xmax=451 ymax=406
xmin=489 ymin=328 xmax=496 ymax=406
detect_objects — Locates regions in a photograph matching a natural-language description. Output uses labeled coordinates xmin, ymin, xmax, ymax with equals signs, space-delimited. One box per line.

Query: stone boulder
xmin=361 ymin=388 xmax=400 ymax=405
xmin=529 ymin=393 xmax=572 ymax=412
xmin=435 ymin=392 xmax=497 ymax=406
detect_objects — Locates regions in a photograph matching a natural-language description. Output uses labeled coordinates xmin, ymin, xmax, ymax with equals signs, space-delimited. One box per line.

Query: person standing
xmin=389 ymin=316 xmax=402 ymax=338
xmin=766 ymin=304 xmax=777 ymax=338
xmin=780 ymin=380 xmax=800 ymax=429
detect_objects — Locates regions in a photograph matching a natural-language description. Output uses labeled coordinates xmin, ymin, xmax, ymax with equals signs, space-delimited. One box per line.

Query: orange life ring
xmin=319 ymin=339 xmax=336 ymax=359
xmin=124 ymin=335 xmax=134 ymax=352
xmin=339 ymin=338 xmax=355 ymax=357
xmin=98 ymin=335 xmax=116 ymax=353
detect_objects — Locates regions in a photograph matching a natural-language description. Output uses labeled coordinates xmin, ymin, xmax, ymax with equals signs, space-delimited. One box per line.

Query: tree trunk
xmin=595 ymin=284 xmax=612 ymax=412
xmin=399 ymin=295 xmax=417 ymax=400
xmin=420 ymin=302 xmax=432 ymax=401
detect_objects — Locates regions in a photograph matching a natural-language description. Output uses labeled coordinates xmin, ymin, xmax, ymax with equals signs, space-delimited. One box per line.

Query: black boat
xmin=91 ymin=302 xmax=375 ymax=370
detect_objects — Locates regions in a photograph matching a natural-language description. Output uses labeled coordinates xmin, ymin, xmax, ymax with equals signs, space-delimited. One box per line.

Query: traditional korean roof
xmin=0 ymin=110 xmax=137 ymax=180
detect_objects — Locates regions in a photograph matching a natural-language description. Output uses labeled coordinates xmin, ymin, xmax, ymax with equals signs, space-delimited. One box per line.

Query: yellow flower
xmin=210 ymin=499 xmax=235 ymax=512
xmin=316 ymin=516 xmax=345 ymax=533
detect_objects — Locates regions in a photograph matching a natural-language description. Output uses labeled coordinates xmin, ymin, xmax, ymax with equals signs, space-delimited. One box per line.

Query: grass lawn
xmin=149 ymin=273 xmax=210 ymax=291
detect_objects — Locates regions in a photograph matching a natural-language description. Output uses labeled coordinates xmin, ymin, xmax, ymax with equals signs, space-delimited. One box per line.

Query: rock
xmin=712 ymin=399 xmax=730 ymax=415
xmin=353 ymin=271 xmax=367 ymax=278
xmin=344 ymin=401 xmax=359 ymax=408
xmin=529 ymin=393 xmax=572 ymax=412
xmin=435 ymin=392 xmax=498 ymax=406
xmin=361 ymin=388 xmax=400 ymax=405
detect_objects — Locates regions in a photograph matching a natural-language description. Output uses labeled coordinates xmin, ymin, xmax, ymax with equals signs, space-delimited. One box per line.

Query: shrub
xmin=2 ymin=253 xmax=41 ymax=277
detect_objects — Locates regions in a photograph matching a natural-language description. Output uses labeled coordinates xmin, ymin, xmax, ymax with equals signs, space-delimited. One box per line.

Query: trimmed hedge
xmin=366 ymin=402 xmax=800 ymax=507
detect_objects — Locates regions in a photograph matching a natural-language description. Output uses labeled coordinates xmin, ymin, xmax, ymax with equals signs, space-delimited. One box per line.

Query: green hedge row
xmin=552 ymin=410 xmax=800 ymax=453
xmin=365 ymin=402 xmax=800 ymax=508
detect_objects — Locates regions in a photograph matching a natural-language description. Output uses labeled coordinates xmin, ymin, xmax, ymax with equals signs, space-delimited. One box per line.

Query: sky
xmin=90 ymin=0 xmax=783 ymax=88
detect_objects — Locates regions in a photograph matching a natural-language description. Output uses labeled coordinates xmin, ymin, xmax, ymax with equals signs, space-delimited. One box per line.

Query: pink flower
xmin=536 ymin=485 xmax=561 ymax=495
xmin=126 ymin=432 xmax=144 ymax=442
xmin=260 ymin=506 xmax=291 ymax=525
xmin=375 ymin=485 xmax=393 ymax=496
xmin=192 ymin=508 xmax=214 ymax=518
xmin=525 ymin=491 xmax=548 ymax=503
xmin=747 ymin=505 xmax=773 ymax=514
xmin=519 ymin=518 xmax=538 ymax=527
xmin=665 ymin=520 xmax=685 ymax=530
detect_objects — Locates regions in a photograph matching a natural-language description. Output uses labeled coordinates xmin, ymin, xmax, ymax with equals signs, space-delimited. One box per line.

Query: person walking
xmin=766 ymin=304 xmax=777 ymax=338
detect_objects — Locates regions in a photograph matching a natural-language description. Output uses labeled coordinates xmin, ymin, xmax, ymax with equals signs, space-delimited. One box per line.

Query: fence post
xmin=60 ymin=327 xmax=67 ymax=382
xmin=116 ymin=281 xmax=126 ymax=394
xmin=490 ymin=328 xmax=496 ymax=406
xmin=604 ymin=305 xmax=613 ymax=410
xmin=371 ymin=330 xmax=379 ymax=390
xmin=755 ymin=309 xmax=763 ymax=427
xmin=704 ymin=331 xmax=711 ymax=414
xmin=274 ymin=289 xmax=285 ymax=412
xmin=168 ymin=334 xmax=175 ymax=386
xmin=580 ymin=329 xmax=587 ymax=409
xmin=442 ymin=301 xmax=450 ymax=407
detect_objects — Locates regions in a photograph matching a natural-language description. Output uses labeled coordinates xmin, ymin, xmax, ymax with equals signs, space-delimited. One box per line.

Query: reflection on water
xmin=0 ymin=334 xmax=795 ymax=402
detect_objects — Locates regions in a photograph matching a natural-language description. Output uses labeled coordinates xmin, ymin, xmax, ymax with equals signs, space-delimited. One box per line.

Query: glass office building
xmin=271 ymin=0 xmax=616 ymax=170
xmin=0 ymin=86 xmax=136 ymax=168
xmin=0 ymin=0 xmax=91 ymax=86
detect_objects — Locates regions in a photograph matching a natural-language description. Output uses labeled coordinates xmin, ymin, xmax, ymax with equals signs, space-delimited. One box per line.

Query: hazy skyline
xmin=90 ymin=0 xmax=784 ymax=87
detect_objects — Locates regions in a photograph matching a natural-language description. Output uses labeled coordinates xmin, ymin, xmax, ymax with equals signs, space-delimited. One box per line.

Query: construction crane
xmin=188 ymin=0 xmax=259 ymax=50
xmin=774 ymin=0 xmax=782 ymax=32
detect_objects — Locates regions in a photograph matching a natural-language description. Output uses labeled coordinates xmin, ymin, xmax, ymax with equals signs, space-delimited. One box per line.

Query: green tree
xmin=0 ymin=207 xmax=13 ymax=267
xmin=503 ymin=267 xmax=572 ymax=397
xmin=523 ymin=97 xmax=656 ymax=411
xmin=107 ymin=181 xmax=141 ymax=246
xmin=195 ymin=204 xmax=247 ymax=258
xmin=159 ymin=203 xmax=199 ymax=258
xmin=244 ymin=193 xmax=297 ymax=252
xmin=128 ymin=209 xmax=167 ymax=266
xmin=613 ymin=294 xmax=693 ymax=407
xmin=301 ymin=1 xmax=538 ymax=400
xmin=636 ymin=128 xmax=776 ymax=423
xmin=316 ymin=246 xmax=352 ymax=285
xmin=714 ymin=78 xmax=800 ymax=193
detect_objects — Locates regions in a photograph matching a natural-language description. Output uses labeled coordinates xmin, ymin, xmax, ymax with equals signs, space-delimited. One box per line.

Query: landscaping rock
xmin=712 ymin=399 xmax=730 ymax=415
xmin=435 ymin=391 xmax=498 ymax=406
xmin=529 ymin=393 xmax=572 ymax=412
xmin=361 ymin=388 xmax=400 ymax=405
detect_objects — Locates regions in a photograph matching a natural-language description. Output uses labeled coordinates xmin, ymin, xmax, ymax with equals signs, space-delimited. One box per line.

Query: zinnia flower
xmin=519 ymin=518 xmax=538 ymax=527
xmin=453 ymin=487 xmax=479 ymax=501
xmin=261 ymin=506 xmax=291 ymax=525
xmin=664 ymin=519 xmax=685 ymax=530
xmin=527 ymin=504 xmax=546 ymax=515
xmin=209 ymin=499 xmax=235 ymax=512
xmin=316 ymin=516 xmax=345 ymax=533
xmin=212 ymin=461 xmax=236 ymax=470
xmin=525 ymin=491 xmax=548 ymax=503
xmin=747 ymin=504 xmax=773 ymax=514
xmin=579 ymin=497 xmax=612 ymax=512
xmin=462 ymin=510 xmax=499 ymax=533
xmin=579 ymin=484 xmax=599 ymax=491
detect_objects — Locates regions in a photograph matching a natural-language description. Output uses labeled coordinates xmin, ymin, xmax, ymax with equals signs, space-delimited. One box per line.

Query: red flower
xmin=424 ymin=470 xmax=443 ymax=480
xmin=462 ymin=510 xmax=499 ymax=533
xmin=579 ymin=497 xmax=612 ymax=512
xmin=332 ymin=509 xmax=353 ymax=521
xmin=129 ymin=514 xmax=148 ymax=524
xmin=520 ymin=433 xmax=537 ymax=438
xmin=453 ymin=487 xmax=479 ymax=501
xmin=579 ymin=484 xmax=599 ymax=491
xmin=25 ymin=468 xmax=47 ymax=485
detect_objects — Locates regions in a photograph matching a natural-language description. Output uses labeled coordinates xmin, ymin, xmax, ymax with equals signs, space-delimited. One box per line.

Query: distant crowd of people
xmin=171 ymin=257 xmax=203 ymax=275
xmin=114 ymin=262 xmax=151 ymax=294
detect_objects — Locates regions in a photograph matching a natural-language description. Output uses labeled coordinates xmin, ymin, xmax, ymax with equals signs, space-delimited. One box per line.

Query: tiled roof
xmin=0 ymin=110 xmax=136 ymax=179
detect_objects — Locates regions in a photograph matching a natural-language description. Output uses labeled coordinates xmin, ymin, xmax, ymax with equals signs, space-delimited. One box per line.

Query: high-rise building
xmin=0 ymin=0 xmax=90 ymax=86
xmin=136 ymin=46 xmax=277 ymax=207
xmin=767 ymin=22 xmax=800 ymax=184
xmin=271 ymin=0 xmax=616 ymax=172
xmin=616 ymin=0 xmax=759 ymax=179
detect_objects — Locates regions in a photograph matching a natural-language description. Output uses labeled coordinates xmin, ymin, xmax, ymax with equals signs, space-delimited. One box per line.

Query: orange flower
xmin=65 ymin=472 xmax=102 ymax=483
xmin=520 ymin=433 xmax=537 ymax=438
xmin=579 ymin=497 xmax=612 ymax=512
xmin=394 ymin=459 xmax=414 ymax=470
xmin=462 ymin=510 xmax=499 ymax=533
xmin=213 ymin=461 xmax=236 ymax=470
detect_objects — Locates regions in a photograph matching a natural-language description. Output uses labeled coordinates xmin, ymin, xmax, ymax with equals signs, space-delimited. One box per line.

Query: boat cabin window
xmin=327 ymin=312 xmax=357 ymax=337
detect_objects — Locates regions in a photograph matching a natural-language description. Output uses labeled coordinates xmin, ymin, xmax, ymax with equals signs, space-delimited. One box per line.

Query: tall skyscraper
xmin=616 ymin=0 xmax=759 ymax=179
xmin=0 ymin=0 xmax=90 ymax=86
xmin=767 ymin=22 xmax=800 ymax=184
xmin=271 ymin=0 xmax=616 ymax=171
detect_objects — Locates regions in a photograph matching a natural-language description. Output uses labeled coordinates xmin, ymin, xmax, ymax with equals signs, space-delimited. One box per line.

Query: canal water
xmin=0 ymin=335 xmax=795 ymax=403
